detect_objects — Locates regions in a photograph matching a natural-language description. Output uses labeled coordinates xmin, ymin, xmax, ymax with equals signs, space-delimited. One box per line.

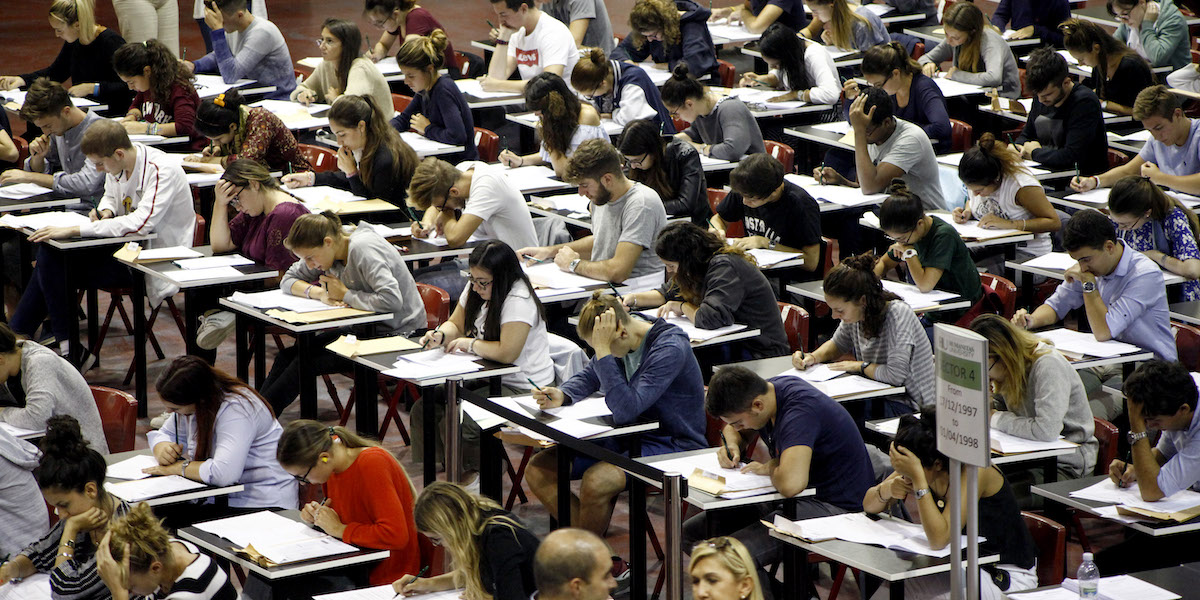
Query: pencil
xmin=181 ymin=47 xmax=187 ymax=62
xmin=522 ymin=254 xmax=548 ymax=263
xmin=526 ymin=376 xmax=544 ymax=391
xmin=486 ymin=19 xmax=496 ymax=29
xmin=817 ymin=162 xmax=826 ymax=185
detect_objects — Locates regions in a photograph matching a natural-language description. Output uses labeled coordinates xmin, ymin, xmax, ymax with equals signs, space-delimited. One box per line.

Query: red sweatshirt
xmin=324 ymin=446 xmax=420 ymax=585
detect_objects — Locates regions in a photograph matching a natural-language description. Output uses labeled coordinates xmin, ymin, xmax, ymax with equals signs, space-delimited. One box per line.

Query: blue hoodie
xmin=0 ymin=428 xmax=48 ymax=558
xmin=611 ymin=0 xmax=719 ymax=78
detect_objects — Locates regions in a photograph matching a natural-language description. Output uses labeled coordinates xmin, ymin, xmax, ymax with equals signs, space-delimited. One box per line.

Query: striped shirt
xmin=22 ymin=500 xmax=130 ymax=600
xmin=144 ymin=540 xmax=237 ymax=600
xmin=830 ymin=300 xmax=936 ymax=409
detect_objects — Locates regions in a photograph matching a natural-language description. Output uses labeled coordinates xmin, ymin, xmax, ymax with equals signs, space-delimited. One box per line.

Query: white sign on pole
xmin=934 ymin=324 xmax=990 ymax=467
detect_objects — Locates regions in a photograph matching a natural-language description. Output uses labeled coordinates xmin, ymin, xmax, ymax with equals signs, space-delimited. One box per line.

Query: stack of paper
xmin=726 ymin=87 xmax=807 ymax=110
xmin=930 ymin=213 xmax=1024 ymax=241
xmin=637 ymin=310 xmax=747 ymax=342
xmin=134 ymin=246 xmax=205 ymax=262
xmin=1069 ymin=478 xmax=1200 ymax=519
xmin=989 ymin=430 xmax=1077 ymax=454
xmin=163 ymin=266 xmax=243 ymax=283
xmin=515 ymin=417 xmax=612 ymax=442
xmin=1038 ymin=328 xmax=1141 ymax=358
xmin=640 ymin=62 xmax=672 ymax=86
xmin=108 ymin=475 xmax=206 ymax=502
xmin=785 ymin=174 xmax=886 ymax=207
xmin=1021 ymin=252 xmax=1077 ymax=271
xmin=652 ymin=452 xmax=774 ymax=497
xmin=776 ymin=364 xmax=843 ymax=383
xmin=194 ymin=511 xmax=359 ymax=565
xmin=0 ymin=572 xmax=51 ymax=600
xmin=400 ymin=131 xmax=457 ymax=154
xmin=501 ymin=165 xmax=563 ymax=193
xmin=325 ymin=334 xmax=420 ymax=358
xmin=514 ymin=394 xmax=613 ymax=420
xmin=879 ymin=280 xmax=960 ymax=311
xmin=707 ymin=22 xmax=758 ymax=43
xmin=106 ymin=454 xmax=160 ymax=480
xmin=770 ymin=512 xmax=976 ymax=557
xmin=524 ymin=262 xmax=606 ymax=289
xmin=536 ymin=194 xmax=592 ymax=216
xmin=383 ymin=348 xmax=483 ymax=380
xmin=745 ymin=248 xmax=802 ymax=267
xmin=810 ymin=375 xmax=893 ymax=399
xmin=175 ymin=255 xmax=254 ymax=269
xmin=931 ymin=77 xmax=988 ymax=98
xmin=0 ymin=182 xmax=53 ymax=200
xmin=0 ymin=211 xmax=91 ymax=230
xmin=251 ymin=99 xmax=330 ymax=130
xmin=698 ymin=154 xmax=732 ymax=168
xmin=811 ymin=121 xmax=852 ymax=135
xmin=289 ymin=186 xmax=366 ymax=205
xmin=192 ymin=75 xmax=255 ymax=99
xmin=1059 ymin=575 xmax=1182 ymax=600
xmin=229 ymin=289 xmax=333 ymax=313
xmin=362 ymin=223 xmax=411 ymax=238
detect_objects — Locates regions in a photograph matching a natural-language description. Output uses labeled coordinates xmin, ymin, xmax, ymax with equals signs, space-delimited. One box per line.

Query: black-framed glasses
xmin=461 ymin=271 xmax=493 ymax=289
xmin=293 ymin=462 xmax=315 ymax=484
xmin=624 ymin=154 xmax=649 ymax=169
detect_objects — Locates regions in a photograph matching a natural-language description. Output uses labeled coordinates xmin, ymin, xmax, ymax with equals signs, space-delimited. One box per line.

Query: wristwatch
xmin=901 ymin=248 xmax=918 ymax=260
xmin=1081 ymin=281 xmax=1097 ymax=293
xmin=179 ymin=458 xmax=191 ymax=476
xmin=861 ymin=361 xmax=870 ymax=374
xmin=914 ymin=487 xmax=930 ymax=500
xmin=1128 ymin=430 xmax=1149 ymax=445
xmin=568 ymin=258 xmax=581 ymax=273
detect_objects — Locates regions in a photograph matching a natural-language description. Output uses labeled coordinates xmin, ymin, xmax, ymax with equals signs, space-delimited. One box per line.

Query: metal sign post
xmin=933 ymin=324 xmax=990 ymax=600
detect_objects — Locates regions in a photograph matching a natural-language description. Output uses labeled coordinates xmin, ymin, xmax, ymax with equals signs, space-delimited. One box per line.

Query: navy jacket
xmin=590 ymin=61 xmax=676 ymax=134
xmin=611 ymin=0 xmax=719 ymax=78
xmin=392 ymin=74 xmax=478 ymax=163
xmin=990 ymin=0 xmax=1071 ymax=47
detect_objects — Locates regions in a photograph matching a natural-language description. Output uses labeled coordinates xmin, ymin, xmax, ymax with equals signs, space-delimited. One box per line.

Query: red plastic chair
xmin=392 ymin=93 xmax=412 ymax=114
xmin=454 ymin=51 xmax=473 ymax=78
xmin=980 ymin=272 xmax=1018 ymax=319
xmin=706 ymin=188 xmax=744 ymax=237
xmin=954 ymin=284 xmax=1004 ymax=328
xmin=297 ymin=143 xmax=337 ymax=173
xmin=764 ymin=140 xmax=795 ymax=173
xmin=716 ymin=60 xmax=737 ymax=88
xmin=820 ymin=235 xmax=839 ymax=278
xmin=911 ymin=42 xmax=925 ymax=61
xmin=91 ymin=385 xmax=137 ymax=453
xmin=672 ymin=117 xmax=691 ymax=132
xmin=1173 ymin=321 xmax=1200 ymax=372
xmin=949 ymin=118 xmax=973 ymax=153
xmin=777 ymin=302 xmax=810 ymax=353
xmin=1108 ymin=148 xmax=1131 ymax=170
xmin=1019 ymin=68 xmax=1031 ymax=99
xmin=474 ymin=127 xmax=500 ymax=163
xmin=1023 ymin=512 xmax=1066 ymax=586
xmin=12 ymin=136 xmax=28 ymax=166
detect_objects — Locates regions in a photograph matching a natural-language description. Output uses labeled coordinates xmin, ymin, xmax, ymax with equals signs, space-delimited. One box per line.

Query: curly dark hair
xmin=654 ymin=222 xmax=754 ymax=304
xmin=823 ymin=253 xmax=900 ymax=339
xmin=112 ymin=39 xmax=196 ymax=105
xmin=525 ymin=72 xmax=582 ymax=158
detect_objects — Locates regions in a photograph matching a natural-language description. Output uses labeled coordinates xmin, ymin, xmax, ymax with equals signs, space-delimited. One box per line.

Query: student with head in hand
xmin=391 ymin=30 xmax=478 ymax=164
xmin=96 ymin=502 xmax=237 ymax=600
xmin=112 ymin=39 xmax=202 ymax=145
xmin=1012 ymin=47 xmax=1108 ymax=174
xmin=792 ymin=253 xmax=936 ymax=413
xmin=990 ymin=0 xmax=1070 ymax=45
xmin=0 ymin=78 xmax=105 ymax=202
xmin=689 ymin=537 xmax=765 ymax=600
xmin=865 ymin=407 xmax=1038 ymax=599
xmin=498 ymin=72 xmax=606 ymax=178
xmin=611 ymin=0 xmax=718 ymax=79
xmin=189 ymin=89 xmax=311 ymax=174
xmin=710 ymin=153 xmax=822 ymax=272
xmin=917 ymin=1 xmax=1022 ymax=99
xmin=185 ymin=0 xmax=295 ymax=100
xmin=145 ymin=356 xmax=298 ymax=525
xmin=1108 ymin=0 xmax=1191 ymax=71
xmin=0 ymin=323 xmax=108 ymax=452
xmin=406 ymin=159 xmax=538 ymax=250
xmin=517 ymin=139 xmax=667 ymax=284
xmin=395 ymin=482 xmax=539 ymax=600
xmin=622 ymin=222 xmax=790 ymax=359
xmin=710 ymin=0 xmax=808 ymax=34
xmin=408 ymin=241 xmax=554 ymax=476
xmin=842 ymin=42 xmax=951 ymax=154
xmin=970 ymin=314 xmax=1097 ymax=480
xmin=364 ymin=0 xmax=460 ymax=70
xmin=0 ymin=0 xmax=132 ymax=115
xmin=1059 ymin=19 xmax=1153 ymax=116
xmin=617 ymin=118 xmax=708 ymax=226
xmin=1071 ymin=85 xmax=1200 ymax=197
xmin=0 ymin=415 xmax=130 ymax=598
xmin=282 ymin=94 xmax=418 ymax=207
xmin=736 ymin=23 xmax=840 ymax=106
xmin=543 ymin=0 xmax=615 ymax=54
xmin=263 ymin=212 xmax=426 ymax=416
xmin=482 ymin=0 xmax=579 ymax=93
xmin=276 ymin=420 xmax=420 ymax=592
xmin=801 ymin=0 xmax=889 ymax=52
xmin=572 ymin=48 xmax=675 ymax=133
xmin=1106 ymin=176 xmax=1200 ymax=300
xmin=954 ymin=133 xmax=1060 ymax=259
xmin=664 ymin=64 xmax=767 ymax=162
xmin=292 ymin=19 xmax=392 ymax=117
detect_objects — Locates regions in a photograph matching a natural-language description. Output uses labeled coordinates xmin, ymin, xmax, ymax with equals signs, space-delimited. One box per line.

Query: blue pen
xmin=526 ymin=376 xmax=544 ymax=391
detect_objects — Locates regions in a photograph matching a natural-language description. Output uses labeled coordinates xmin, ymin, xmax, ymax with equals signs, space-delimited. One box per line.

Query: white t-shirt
xmin=508 ymin=12 xmax=579 ymax=84
xmin=463 ymin=165 xmax=539 ymax=250
xmin=967 ymin=170 xmax=1051 ymax=255
xmin=459 ymin=280 xmax=555 ymax=390
xmin=769 ymin=41 xmax=840 ymax=105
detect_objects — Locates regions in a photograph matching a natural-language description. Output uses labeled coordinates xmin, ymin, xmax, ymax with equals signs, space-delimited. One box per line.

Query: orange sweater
xmin=325 ymin=446 xmax=420 ymax=585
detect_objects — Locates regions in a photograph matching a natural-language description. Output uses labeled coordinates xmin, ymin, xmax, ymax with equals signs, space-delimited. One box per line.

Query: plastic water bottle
xmin=1077 ymin=552 xmax=1100 ymax=599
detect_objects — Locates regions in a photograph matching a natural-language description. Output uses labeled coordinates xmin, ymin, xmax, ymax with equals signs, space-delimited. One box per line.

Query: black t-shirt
xmin=478 ymin=510 xmax=540 ymax=600
xmin=1084 ymin=54 xmax=1154 ymax=110
xmin=716 ymin=181 xmax=821 ymax=250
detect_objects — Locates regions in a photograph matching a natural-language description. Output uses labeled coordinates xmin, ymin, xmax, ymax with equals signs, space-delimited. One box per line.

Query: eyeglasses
xmin=694 ymin=537 xmax=735 ymax=551
xmin=460 ymin=271 xmax=493 ymax=289
xmin=624 ymin=154 xmax=649 ymax=169
xmin=887 ymin=229 xmax=915 ymax=244
xmin=293 ymin=462 xmax=316 ymax=485
xmin=228 ymin=185 xmax=244 ymax=208
xmin=316 ymin=38 xmax=338 ymax=47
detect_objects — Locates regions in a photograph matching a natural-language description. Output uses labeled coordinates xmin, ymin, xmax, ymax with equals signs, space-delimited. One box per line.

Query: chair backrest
xmin=90 ymin=385 xmax=138 ymax=453
xmin=716 ymin=60 xmax=737 ymax=88
xmin=1093 ymin=417 xmax=1119 ymax=477
xmin=1107 ymin=148 xmax=1131 ymax=170
xmin=392 ymin=93 xmax=413 ymax=114
xmin=778 ymin=301 xmax=810 ymax=353
xmin=949 ymin=118 xmax=973 ymax=153
xmin=1173 ymin=321 xmax=1200 ymax=372
xmin=953 ymin=284 xmax=1004 ymax=328
xmin=672 ymin=117 xmax=691 ymax=132
xmin=474 ymin=127 xmax=500 ymax=163
xmin=415 ymin=283 xmax=450 ymax=330
xmin=297 ymin=143 xmax=337 ymax=173
xmin=1021 ymin=511 xmax=1066 ymax=586
xmin=980 ymin=272 xmax=1017 ymax=318
xmin=706 ymin=188 xmax=743 ymax=237
xmin=764 ymin=140 xmax=795 ymax=173
xmin=455 ymin=51 xmax=473 ymax=78
xmin=193 ymin=213 xmax=207 ymax=247
xmin=820 ymin=235 xmax=839 ymax=278
xmin=13 ymin=136 xmax=28 ymax=167
xmin=1018 ymin=68 xmax=1030 ymax=98
xmin=911 ymin=41 xmax=925 ymax=61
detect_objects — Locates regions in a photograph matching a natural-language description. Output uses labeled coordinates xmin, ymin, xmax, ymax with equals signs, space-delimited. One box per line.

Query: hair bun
xmin=671 ymin=62 xmax=691 ymax=80
xmin=41 ymin=415 xmax=89 ymax=457
xmin=840 ymin=252 xmax=876 ymax=272
xmin=886 ymin=179 xmax=910 ymax=195
xmin=978 ymin=132 xmax=996 ymax=152
xmin=587 ymin=47 xmax=606 ymax=63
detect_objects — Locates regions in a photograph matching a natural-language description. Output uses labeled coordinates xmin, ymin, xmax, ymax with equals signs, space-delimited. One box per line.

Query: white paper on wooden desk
xmin=1061 ymin=575 xmax=1181 ymax=600
xmin=174 ymin=254 xmax=254 ymax=269
xmin=164 ymin=266 xmax=245 ymax=283
xmin=0 ymin=211 xmax=91 ymax=230
xmin=106 ymin=454 xmax=160 ymax=480
xmin=456 ymin=78 xmax=521 ymax=99
xmin=1038 ymin=328 xmax=1141 ymax=358
xmin=0 ymin=573 xmax=51 ymax=600
xmin=0 ymin=182 xmax=53 ymax=199
xmin=229 ymin=289 xmax=332 ymax=313
xmin=108 ymin=475 xmax=206 ymax=502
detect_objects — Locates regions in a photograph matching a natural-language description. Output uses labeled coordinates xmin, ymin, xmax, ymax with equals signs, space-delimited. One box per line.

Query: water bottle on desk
xmin=1077 ymin=552 xmax=1099 ymax=599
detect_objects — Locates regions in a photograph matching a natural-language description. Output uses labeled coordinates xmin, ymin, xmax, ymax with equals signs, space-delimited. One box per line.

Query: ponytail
xmin=571 ymin=47 xmax=615 ymax=95
xmin=957 ymin=132 xmax=1029 ymax=186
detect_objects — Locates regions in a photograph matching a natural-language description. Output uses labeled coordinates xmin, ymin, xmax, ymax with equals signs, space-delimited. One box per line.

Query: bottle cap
xmin=1082 ymin=552 xmax=1093 ymax=561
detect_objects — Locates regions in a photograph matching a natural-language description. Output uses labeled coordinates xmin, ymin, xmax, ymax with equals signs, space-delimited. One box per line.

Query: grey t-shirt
xmin=591 ymin=181 xmax=666 ymax=281
xmin=682 ymin=97 xmax=767 ymax=161
xmin=830 ymin=300 xmax=935 ymax=409
xmin=543 ymin=0 xmax=615 ymax=55
xmin=868 ymin=118 xmax=945 ymax=210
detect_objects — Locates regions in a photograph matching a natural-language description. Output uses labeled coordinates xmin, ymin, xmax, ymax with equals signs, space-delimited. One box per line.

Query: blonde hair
xmin=628 ymin=0 xmax=682 ymax=49
xmin=969 ymin=314 xmax=1049 ymax=411
xmin=406 ymin=157 xmax=461 ymax=210
xmin=571 ymin=48 xmax=615 ymax=94
xmin=812 ymin=0 xmax=872 ymax=51
xmin=50 ymin=0 xmax=98 ymax=44
xmin=394 ymin=28 xmax=450 ymax=78
xmin=107 ymin=502 xmax=171 ymax=573
xmin=222 ymin=158 xmax=285 ymax=193
xmin=576 ymin=291 xmax=631 ymax=340
xmin=689 ymin=537 xmax=764 ymax=600
xmin=414 ymin=482 xmax=525 ymax=600
xmin=284 ymin=211 xmax=345 ymax=250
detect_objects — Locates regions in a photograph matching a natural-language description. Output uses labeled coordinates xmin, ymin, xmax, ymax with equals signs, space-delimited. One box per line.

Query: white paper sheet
xmin=164 ymin=266 xmax=246 ymax=283
xmin=1061 ymin=575 xmax=1181 ymax=600
xmin=810 ymin=375 xmax=893 ymax=398
xmin=931 ymin=77 xmax=988 ymax=98
xmin=652 ymin=452 xmax=774 ymax=492
xmin=0 ymin=211 xmax=91 ymax=230
xmin=811 ymin=121 xmax=852 ymax=134
xmin=362 ymin=223 xmax=411 ymax=238
xmin=725 ymin=87 xmax=808 ymax=110
xmin=106 ymin=454 xmax=161 ymax=480
xmin=523 ymin=262 xmax=607 ymax=289
xmin=288 ymin=186 xmax=365 ymax=204
xmin=938 ymin=152 xmax=1046 ymax=173
xmin=1063 ymin=187 xmax=1110 ymax=205
xmin=879 ymin=280 xmax=960 ymax=310
xmin=1021 ymin=252 xmax=1078 ymax=271
xmin=1069 ymin=478 xmax=1200 ymax=513
xmin=0 ymin=573 xmax=51 ymax=600
xmin=1008 ymin=587 xmax=1080 ymax=600
xmin=745 ymin=248 xmax=802 ymax=267
xmin=774 ymin=513 xmax=968 ymax=557
xmin=136 ymin=246 xmax=204 ymax=261
xmin=384 ymin=349 xmax=483 ymax=380
xmin=192 ymin=74 xmax=257 ymax=99
xmin=989 ymin=430 xmax=1077 ymax=454
xmin=785 ymin=174 xmax=887 ymax=207
xmin=512 ymin=394 xmax=613 ymax=420
xmin=776 ymin=364 xmax=843 ymax=383
xmin=0 ymin=182 xmax=53 ymax=200
xmin=108 ymin=475 xmax=206 ymax=502
xmin=707 ymin=22 xmax=759 ymax=42
xmin=538 ymin=194 xmax=592 ymax=215
xmin=456 ymin=78 xmax=521 ymax=99
xmin=317 ymin=587 xmax=464 ymax=600
xmin=930 ymin=213 xmax=1024 ymax=240
xmin=1038 ymin=328 xmax=1141 ymax=358
xmin=229 ymin=289 xmax=334 ymax=313
xmin=636 ymin=310 xmax=747 ymax=341
xmin=535 ymin=286 xmax=586 ymax=300
xmin=500 ymin=165 xmax=564 ymax=192
xmin=194 ymin=510 xmax=359 ymax=564
xmin=698 ymin=154 xmax=733 ymax=168
xmin=174 ymin=254 xmax=255 ymax=269
xmin=1 ymin=89 xmax=97 ymax=108
xmin=400 ymin=131 xmax=458 ymax=154
xmin=0 ymin=422 xmax=43 ymax=438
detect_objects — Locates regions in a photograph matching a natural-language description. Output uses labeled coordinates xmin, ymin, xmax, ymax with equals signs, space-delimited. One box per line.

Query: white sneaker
xmin=196 ymin=310 xmax=236 ymax=350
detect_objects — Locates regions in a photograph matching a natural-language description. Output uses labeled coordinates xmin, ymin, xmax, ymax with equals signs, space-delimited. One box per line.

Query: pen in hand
xmin=396 ymin=565 xmax=431 ymax=597
xmin=1118 ymin=449 xmax=1132 ymax=488
xmin=719 ymin=429 xmax=735 ymax=465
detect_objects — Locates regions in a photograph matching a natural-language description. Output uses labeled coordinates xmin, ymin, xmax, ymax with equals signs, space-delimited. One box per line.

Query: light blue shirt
xmin=1045 ymin=242 xmax=1177 ymax=361
xmin=1156 ymin=377 xmax=1200 ymax=495
xmin=146 ymin=390 xmax=297 ymax=509
xmin=1137 ymin=117 xmax=1200 ymax=177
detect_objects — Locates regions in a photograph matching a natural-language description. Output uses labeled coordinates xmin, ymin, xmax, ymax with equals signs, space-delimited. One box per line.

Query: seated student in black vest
xmin=1012 ymin=47 xmax=1107 ymax=175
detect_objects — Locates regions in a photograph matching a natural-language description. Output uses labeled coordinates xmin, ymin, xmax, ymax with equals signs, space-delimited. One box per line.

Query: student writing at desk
xmin=917 ymin=2 xmax=1022 ymax=99
xmin=689 ymin=366 xmax=873 ymax=598
xmin=263 ymin=212 xmax=425 ymax=416
xmin=572 ymin=48 xmax=676 ymax=133
xmin=518 ymin=139 xmax=667 ymax=283
xmin=282 ymin=95 xmax=417 ymax=207
xmin=1071 ymin=85 xmax=1200 ymax=197
xmin=184 ymin=0 xmax=295 ymax=100
xmin=0 ymin=426 xmax=49 ymax=560
xmin=816 ymin=87 xmax=945 ymax=210
xmin=292 ymin=19 xmax=393 ymax=118
xmin=799 ymin=0 xmax=889 ymax=53
xmin=954 ymin=133 xmax=1059 ymax=259
xmin=864 ymin=409 xmax=1038 ymax=600
xmin=710 ymin=153 xmax=822 ymax=273
xmin=276 ymin=421 xmax=420 ymax=593
xmin=793 ymin=254 xmax=936 ymax=413
xmin=618 ymin=118 xmax=709 ymax=226
xmin=481 ymin=0 xmax=579 ymax=93
xmin=1107 ymin=175 xmax=1200 ymax=301
xmin=96 ymin=502 xmax=238 ymax=600
xmin=1110 ymin=0 xmax=1191 ymax=71
xmin=1012 ymin=48 xmax=1107 ymax=175
xmin=407 ymin=158 xmax=538 ymax=250
xmin=1012 ymin=210 xmax=1177 ymax=418
xmin=10 ymin=120 xmax=196 ymax=370
xmin=146 ymin=356 xmax=298 ymax=526
xmin=610 ymin=0 xmax=718 ymax=80
xmin=497 ymin=72 xmax=607 ymax=179
xmin=622 ymin=222 xmax=791 ymax=359
xmin=188 ymin=90 xmax=311 ymax=174
xmin=0 ymin=78 xmax=105 ymax=202
xmin=364 ymin=0 xmax=460 ymax=70
xmin=391 ymin=30 xmax=479 ymax=164
xmin=736 ymin=24 xmax=840 ymax=106
xmin=1059 ymin=19 xmax=1153 ymax=117
xmin=395 ymin=482 xmax=540 ymax=600
xmin=1098 ymin=360 xmax=1200 ymax=573
xmin=663 ymin=64 xmax=767 ymax=162
xmin=113 ymin=39 xmax=202 ymax=145
xmin=0 ymin=416 xmax=131 ymax=600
